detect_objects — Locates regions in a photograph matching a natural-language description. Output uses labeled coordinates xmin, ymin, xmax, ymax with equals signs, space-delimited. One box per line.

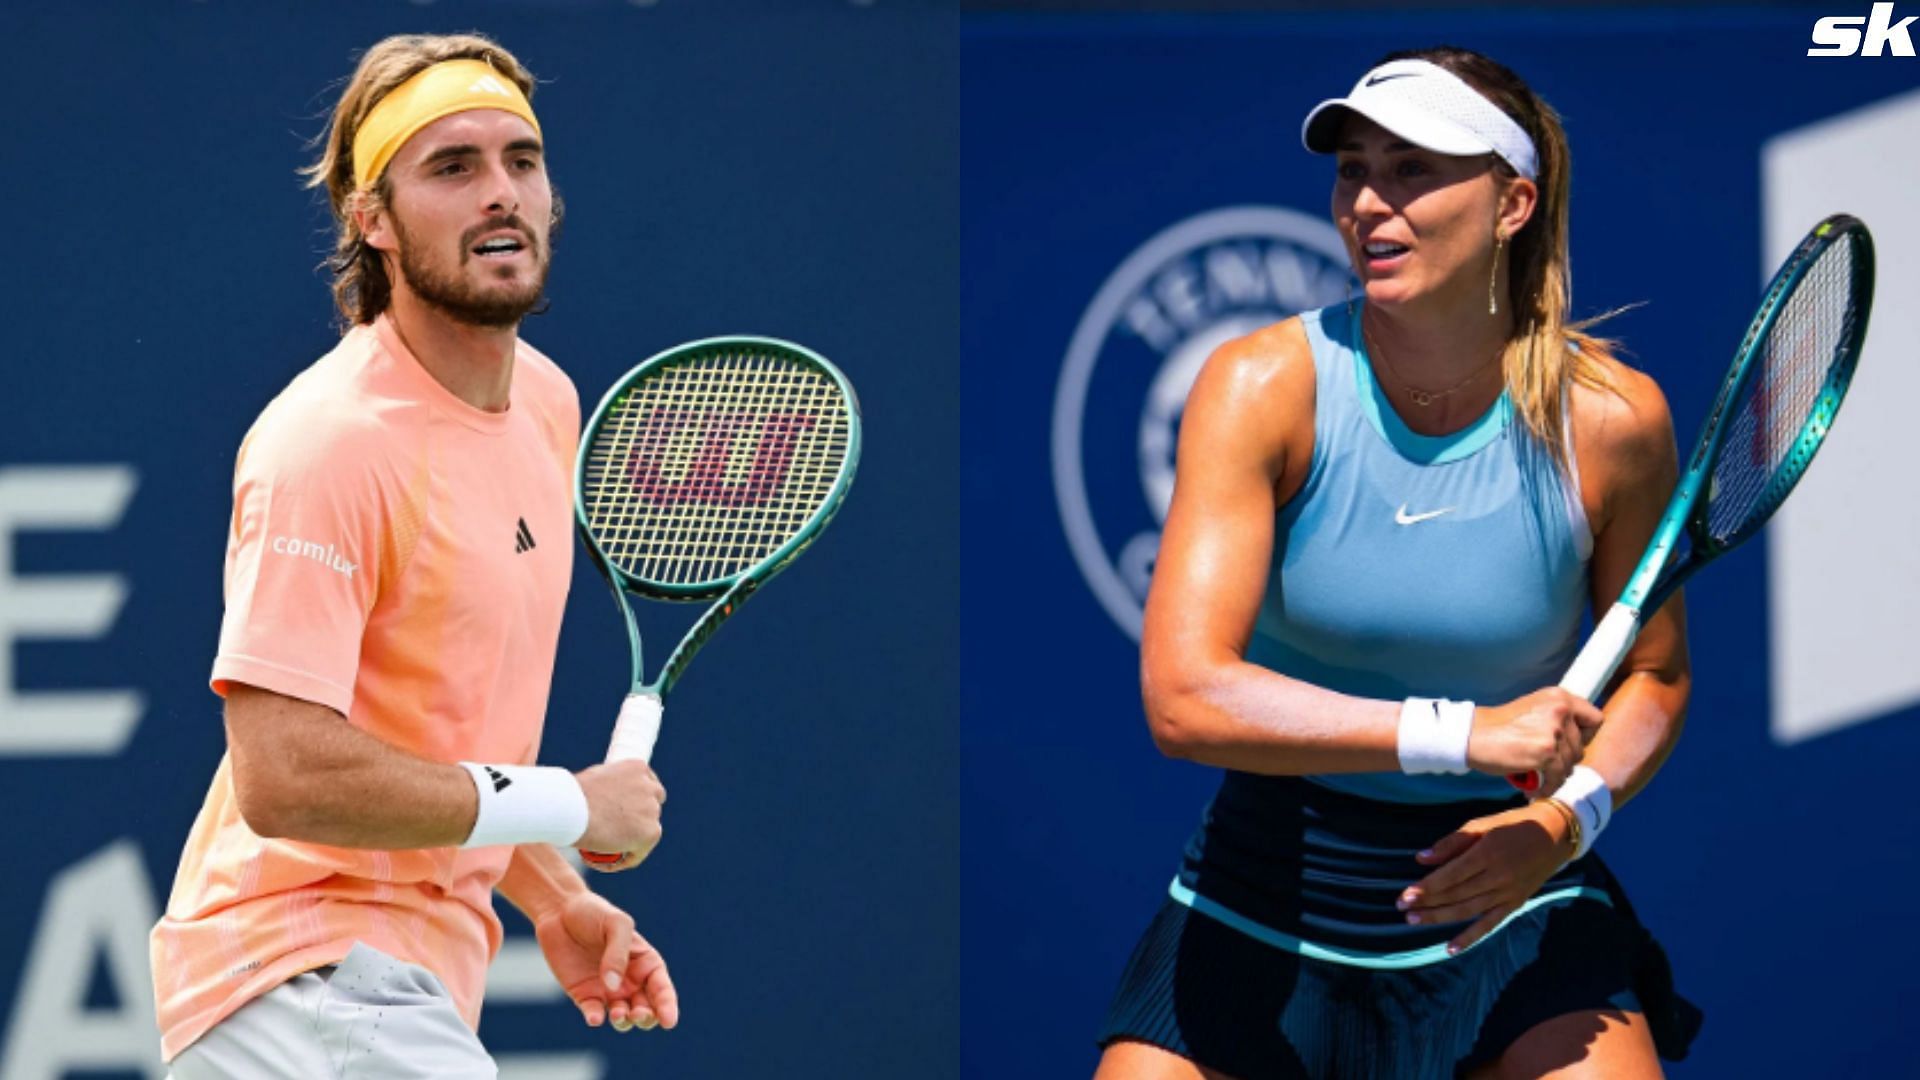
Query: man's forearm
xmin=498 ymin=841 xmax=590 ymax=923
xmin=228 ymin=686 xmax=480 ymax=848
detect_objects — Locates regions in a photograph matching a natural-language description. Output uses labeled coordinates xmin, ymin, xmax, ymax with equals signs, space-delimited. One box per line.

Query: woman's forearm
xmin=1581 ymin=668 xmax=1689 ymax=808
xmin=1145 ymin=658 xmax=1403 ymax=775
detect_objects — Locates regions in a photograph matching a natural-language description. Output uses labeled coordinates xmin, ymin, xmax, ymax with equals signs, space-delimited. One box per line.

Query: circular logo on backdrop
xmin=1051 ymin=206 xmax=1358 ymax=641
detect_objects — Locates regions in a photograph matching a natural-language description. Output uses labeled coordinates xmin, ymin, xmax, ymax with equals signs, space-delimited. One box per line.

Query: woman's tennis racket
xmin=1514 ymin=213 xmax=1875 ymax=793
xmin=574 ymin=336 xmax=861 ymax=862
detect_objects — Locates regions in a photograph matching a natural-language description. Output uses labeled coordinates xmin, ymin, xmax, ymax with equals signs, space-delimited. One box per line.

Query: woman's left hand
xmin=1399 ymin=802 xmax=1574 ymax=955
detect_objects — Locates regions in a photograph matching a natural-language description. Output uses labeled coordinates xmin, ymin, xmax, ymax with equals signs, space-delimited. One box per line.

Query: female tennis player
xmin=1095 ymin=48 xmax=1701 ymax=1079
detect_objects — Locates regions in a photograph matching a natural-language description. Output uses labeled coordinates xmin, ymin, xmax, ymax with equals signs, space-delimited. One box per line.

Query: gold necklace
xmin=1352 ymin=301 xmax=1500 ymax=407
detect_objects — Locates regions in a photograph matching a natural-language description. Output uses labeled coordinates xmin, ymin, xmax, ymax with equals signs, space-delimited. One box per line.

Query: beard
xmin=392 ymin=213 xmax=551 ymax=329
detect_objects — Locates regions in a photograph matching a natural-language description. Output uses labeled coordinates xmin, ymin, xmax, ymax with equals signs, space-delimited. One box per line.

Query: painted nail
xmin=1447 ymin=943 xmax=1462 ymax=956
xmin=1407 ymin=913 xmax=1422 ymax=924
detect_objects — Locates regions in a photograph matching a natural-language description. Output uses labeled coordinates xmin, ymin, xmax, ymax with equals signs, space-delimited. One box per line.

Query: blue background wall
xmin=963 ymin=8 xmax=1919 ymax=1079
xmin=0 ymin=3 xmax=956 ymax=1077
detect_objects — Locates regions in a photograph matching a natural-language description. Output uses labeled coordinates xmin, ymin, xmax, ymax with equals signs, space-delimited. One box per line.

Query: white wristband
xmin=458 ymin=763 xmax=590 ymax=849
xmin=1553 ymin=764 xmax=1613 ymax=859
xmin=1397 ymin=697 xmax=1474 ymax=775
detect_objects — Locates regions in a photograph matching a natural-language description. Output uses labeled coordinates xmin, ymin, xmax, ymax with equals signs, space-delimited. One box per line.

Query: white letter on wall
xmin=0 ymin=841 xmax=165 ymax=1079
xmin=0 ymin=465 xmax=142 ymax=755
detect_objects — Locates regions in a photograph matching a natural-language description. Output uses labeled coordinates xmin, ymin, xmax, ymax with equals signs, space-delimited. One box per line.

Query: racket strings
xmin=588 ymin=357 xmax=841 ymax=584
xmin=581 ymin=347 xmax=853 ymax=588
xmin=1705 ymin=237 xmax=1862 ymax=545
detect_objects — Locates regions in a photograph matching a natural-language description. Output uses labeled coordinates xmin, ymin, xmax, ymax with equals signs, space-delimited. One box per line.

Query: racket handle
xmin=581 ymin=693 xmax=664 ymax=866
xmin=1508 ymin=603 xmax=1643 ymax=794
xmin=605 ymin=692 xmax=664 ymax=764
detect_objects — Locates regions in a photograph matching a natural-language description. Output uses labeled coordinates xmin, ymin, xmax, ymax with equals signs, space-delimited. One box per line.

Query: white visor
xmin=1301 ymin=59 xmax=1539 ymax=180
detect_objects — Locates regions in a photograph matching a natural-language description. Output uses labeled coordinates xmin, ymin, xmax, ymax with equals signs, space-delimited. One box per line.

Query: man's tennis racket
xmin=574 ymin=335 xmax=861 ymax=862
xmin=1514 ymin=213 xmax=1875 ymax=793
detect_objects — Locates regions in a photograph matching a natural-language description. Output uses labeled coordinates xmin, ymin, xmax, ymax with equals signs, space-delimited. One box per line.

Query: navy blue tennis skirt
xmin=1099 ymin=781 xmax=1701 ymax=1079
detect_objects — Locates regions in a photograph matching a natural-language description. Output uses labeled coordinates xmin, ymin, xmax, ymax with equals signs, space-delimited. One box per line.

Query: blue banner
xmin=964 ymin=9 xmax=1920 ymax=1078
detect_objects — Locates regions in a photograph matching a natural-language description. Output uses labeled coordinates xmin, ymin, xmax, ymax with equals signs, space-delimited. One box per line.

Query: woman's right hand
xmin=1467 ymin=689 xmax=1603 ymax=795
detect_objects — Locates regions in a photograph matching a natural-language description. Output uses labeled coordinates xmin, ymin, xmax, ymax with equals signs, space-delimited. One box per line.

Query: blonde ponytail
xmin=1384 ymin=46 xmax=1619 ymax=473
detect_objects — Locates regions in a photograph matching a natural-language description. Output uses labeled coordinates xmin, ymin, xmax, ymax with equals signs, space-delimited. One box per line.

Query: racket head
xmin=1639 ymin=214 xmax=1873 ymax=612
xmin=574 ymin=335 xmax=862 ymax=602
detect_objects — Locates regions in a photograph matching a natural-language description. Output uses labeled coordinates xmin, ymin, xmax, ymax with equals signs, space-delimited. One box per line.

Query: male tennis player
xmin=150 ymin=33 xmax=678 ymax=1077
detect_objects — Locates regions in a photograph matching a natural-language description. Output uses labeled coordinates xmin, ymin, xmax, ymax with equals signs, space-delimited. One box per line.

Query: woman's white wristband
xmin=1397 ymin=697 xmax=1474 ymax=775
xmin=1554 ymin=764 xmax=1613 ymax=859
xmin=457 ymin=763 xmax=590 ymax=849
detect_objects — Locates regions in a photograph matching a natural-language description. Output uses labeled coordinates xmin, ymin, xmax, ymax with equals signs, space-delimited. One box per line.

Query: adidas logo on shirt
xmin=514 ymin=518 xmax=537 ymax=554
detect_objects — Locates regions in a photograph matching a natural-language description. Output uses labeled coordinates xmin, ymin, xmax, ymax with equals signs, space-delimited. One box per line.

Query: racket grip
xmin=606 ymin=692 xmax=664 ymax=764
xmin=1559 ymin=604 xmax=1642 ymax=703
xmin=581 ymin=693 xmax=665 ymax=866
xmin=1508 ymin=603 xmax=1643 ymax=794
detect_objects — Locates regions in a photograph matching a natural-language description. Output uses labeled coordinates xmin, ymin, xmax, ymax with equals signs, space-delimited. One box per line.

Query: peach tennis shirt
xmin=151 ymin=315 xmax=578 ymax=1061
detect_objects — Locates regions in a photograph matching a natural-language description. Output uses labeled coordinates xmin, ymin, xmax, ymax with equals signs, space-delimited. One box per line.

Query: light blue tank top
xmin=1251 ymin=301 xmax=1592 ymax=803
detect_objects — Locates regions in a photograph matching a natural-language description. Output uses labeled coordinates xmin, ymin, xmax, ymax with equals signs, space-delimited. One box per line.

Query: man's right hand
xmin=575 ymin=760 xmax=666 ymax=872
xmin=1467 ymin=688 xmax=1603 ymax=796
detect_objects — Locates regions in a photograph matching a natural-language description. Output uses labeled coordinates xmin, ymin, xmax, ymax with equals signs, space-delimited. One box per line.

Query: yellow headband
xmin=351 ymin=59 xmax=541 ymax=190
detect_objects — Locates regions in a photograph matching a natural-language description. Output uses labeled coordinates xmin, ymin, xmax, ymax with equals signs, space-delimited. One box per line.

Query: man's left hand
xmin=534 ymin=890 xmax=680 ymax=1032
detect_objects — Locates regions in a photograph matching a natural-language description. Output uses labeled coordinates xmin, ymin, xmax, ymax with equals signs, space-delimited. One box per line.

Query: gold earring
xmin=1489 ymin=230 xmax=1506 ymax=316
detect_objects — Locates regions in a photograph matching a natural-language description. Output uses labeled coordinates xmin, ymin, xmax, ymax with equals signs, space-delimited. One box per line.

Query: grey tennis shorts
xmin=167 ymin=941 xmax=497 ymax=1079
